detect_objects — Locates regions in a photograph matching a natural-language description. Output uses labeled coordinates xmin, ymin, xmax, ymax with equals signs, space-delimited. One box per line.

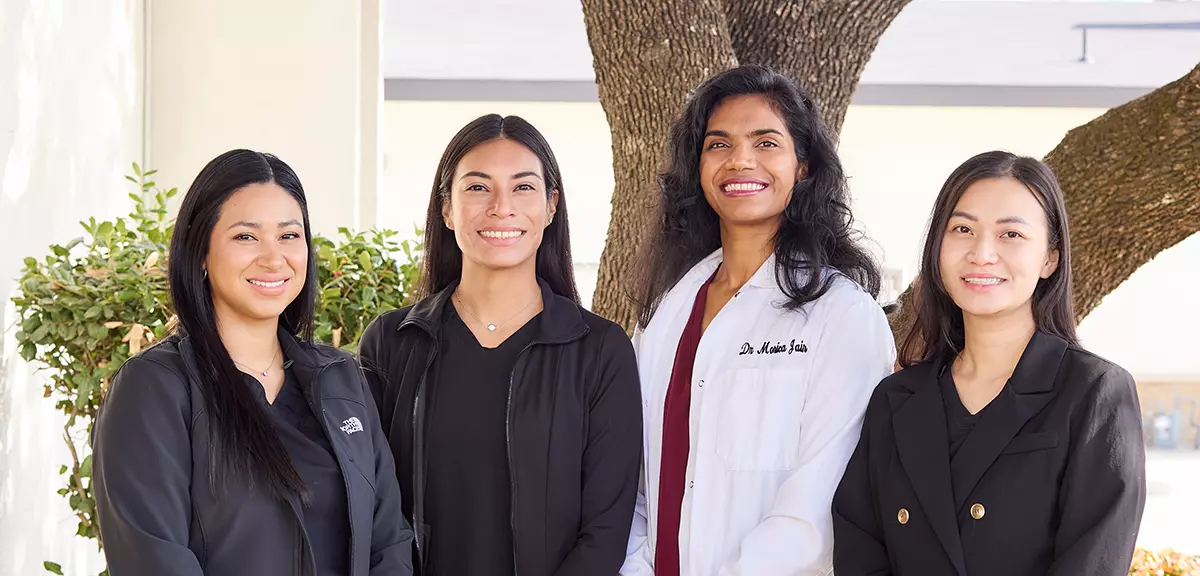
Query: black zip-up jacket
xmin=93 ymin=329 xmax=414 ymax=576
xmin=358 ymin=279 xmax=643 ymax=576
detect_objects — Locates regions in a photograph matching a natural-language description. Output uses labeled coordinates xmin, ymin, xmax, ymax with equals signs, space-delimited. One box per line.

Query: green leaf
xmin=84 ymin=306 xmax=103 ymax=319
xmin=59 ymin=465 xmax=68 ymax=475
xmin=20 ymin=342 xmax=36 ymax=361
xmin=30 ymin=323 xmax=51 ymax=342
xmin=23 ymin=256 xmax=37 ymax=268
xmin=96 ymin=222 xmax=114 ymax=239
xmin=132 ymin=161 xmax=141 ymax=176
xmin=80 ymin=455 xmax=93 ymax=478
xmin=358 ymin=250 xmax=373 ymax=271
xmin=43 ymin=561 xmax=64 ymax=575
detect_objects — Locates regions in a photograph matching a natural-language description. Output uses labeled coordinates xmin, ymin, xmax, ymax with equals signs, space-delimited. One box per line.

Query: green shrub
xmin=11 ymin=164 xmax=421 ymax=574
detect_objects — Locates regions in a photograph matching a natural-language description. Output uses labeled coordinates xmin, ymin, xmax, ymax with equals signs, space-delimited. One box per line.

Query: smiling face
xmin=939 ymin=176 xmax=1060 ymax=322
xmin=442 ymin=137 xmax=558 ymax=274
xmin=699 ymin=93 xmax=805 ymax=234
xmin=205 ymin=182 xmax=307 ymax=327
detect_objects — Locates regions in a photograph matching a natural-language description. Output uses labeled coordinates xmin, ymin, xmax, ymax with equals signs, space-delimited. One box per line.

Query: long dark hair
xmin=899 ymin=150 xmax=1077 ymax=367
xmin=168 ymin=149 xmax=317 ymax=501
xmin=419 ymin=114 xmax=579 ymax=303
xmin=634 ymin=64 xmax=881 ymax=328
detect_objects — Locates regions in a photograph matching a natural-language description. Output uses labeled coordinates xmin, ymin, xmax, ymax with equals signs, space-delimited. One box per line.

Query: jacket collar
xmin=888 ymin=330 xmax=1067 ymax=576
xmin=398 ymin=277 xmax=589 ymax=344
xmin=690 ymin=248 xmax=779 ymax=290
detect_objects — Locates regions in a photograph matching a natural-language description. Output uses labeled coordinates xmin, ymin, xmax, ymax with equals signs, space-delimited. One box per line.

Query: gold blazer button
xmin=970 ymin=503 xmax=986 ymax=520
xmin=897 ymin=508 xmax=909 ymax=525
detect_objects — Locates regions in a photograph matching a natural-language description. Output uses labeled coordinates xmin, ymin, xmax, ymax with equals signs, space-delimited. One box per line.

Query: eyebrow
xmin=950 ymin=211 xmax=1031 ymax=226
xmin=458 ymin=170 xmax=543 ymax=181
xmin=703 ymin=128 xmax=786 ymax=139
xmin=227 ymin=219 xmax=303 ymax=230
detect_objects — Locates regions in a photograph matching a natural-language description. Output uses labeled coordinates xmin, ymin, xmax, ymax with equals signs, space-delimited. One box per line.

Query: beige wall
xmin=380 ymin=100 xmax=1200 ymax=379
xmin=0 ymin=1 xmax=143 ymax=573
xmin=148 ymin=0 xmax=382 ymax=237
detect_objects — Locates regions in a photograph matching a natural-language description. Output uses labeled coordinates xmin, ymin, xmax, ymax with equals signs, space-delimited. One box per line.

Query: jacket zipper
xmin=307 ymin=358 xmax=358 ymax=574
xmin=411 ymin=343 xmax=438 ymax=573
xmin=505 ymin=343 xmax=534 ymax=576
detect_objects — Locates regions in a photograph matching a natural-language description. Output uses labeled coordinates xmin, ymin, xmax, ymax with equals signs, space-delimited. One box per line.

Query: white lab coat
xmin=621 ymin=249 xmax=896 ymax=576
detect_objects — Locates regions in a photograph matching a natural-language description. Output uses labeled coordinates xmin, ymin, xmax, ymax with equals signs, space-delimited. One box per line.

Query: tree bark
xmin=887 ymin=62 xmax=1200 ymax=346
xmin=581 ymin=0 xmax=738 ymax=331
xmin=725 ymin=0 xmax=912 ymax=132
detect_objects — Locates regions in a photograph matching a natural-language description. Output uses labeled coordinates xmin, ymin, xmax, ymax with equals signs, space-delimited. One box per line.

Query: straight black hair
xmin=418 ymin=114 xmax=580 ymax=303
xmin=899 ymin=150 xmax=1077 ymax=367
xmin=634 ymin=64 xmax=881 ymax=328
xmin=168 ymin=149 xmax=317 ymax=501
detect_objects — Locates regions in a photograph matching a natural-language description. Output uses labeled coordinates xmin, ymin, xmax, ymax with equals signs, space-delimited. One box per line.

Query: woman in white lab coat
xmin=620 ymin=64 xmax=896 ymax=576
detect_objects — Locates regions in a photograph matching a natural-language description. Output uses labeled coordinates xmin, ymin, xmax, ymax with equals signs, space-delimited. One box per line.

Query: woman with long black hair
xmin=832 ymin=151 xmax=1146 ymax=575
xmin=359 ymin=114 xmax=643 ymax=576
xmin=620 ymin=64 xmax=895 ymax=575
xmin=94 ymin=149 xmax=413 ymax=576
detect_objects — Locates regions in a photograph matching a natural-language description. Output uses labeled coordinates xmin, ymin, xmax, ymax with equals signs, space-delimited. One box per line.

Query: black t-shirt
xmin=939 ymin=366 xmax=995 ymax=461
xmin=268 ymin=363 xmax=351 ymax=576
xmin=423 ymin=305 xmax=539 ymax=576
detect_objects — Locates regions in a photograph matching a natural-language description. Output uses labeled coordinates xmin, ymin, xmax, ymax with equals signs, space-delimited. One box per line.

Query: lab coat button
xmin=897 ymin=508 xmax=909 ymax=525
xmin=970 ymin=503 xmax=985 ymax=520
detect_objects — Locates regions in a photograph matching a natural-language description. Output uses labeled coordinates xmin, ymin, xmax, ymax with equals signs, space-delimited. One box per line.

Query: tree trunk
xmin=887 ymin=63 xmax=1200 ymax=346
xmin=725 ymin=0 xmax=912 ymax=132
xmin=580 ymin=0 xmax=738 ymax=331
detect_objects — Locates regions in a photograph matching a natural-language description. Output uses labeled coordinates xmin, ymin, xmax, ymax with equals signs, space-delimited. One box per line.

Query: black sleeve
xmin=358 ymin=365 xmax=415 ymax=575
xmin=358 ymin=312 xmax=398 ymax=426
xmin=1048 ymin=366 xmax=1147 ymax=576
xmin=93 ymin=356 xmax=205 ymax=575
xmin=552 ymin=323 xmax=644 ymax=576
xmin=832 ymin=387 xmax=894 ymax=576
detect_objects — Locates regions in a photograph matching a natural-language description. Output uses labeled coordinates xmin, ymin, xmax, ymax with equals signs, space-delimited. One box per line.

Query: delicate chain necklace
xmin=232 ymin=346 xmax=280 ymax=377
xmin=454 ymin=289 xmax=541 ymax=332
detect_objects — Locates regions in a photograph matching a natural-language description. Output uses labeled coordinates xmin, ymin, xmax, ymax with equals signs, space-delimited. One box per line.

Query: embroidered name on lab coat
xmin=739 ymin=339 xmax=808 ymax=356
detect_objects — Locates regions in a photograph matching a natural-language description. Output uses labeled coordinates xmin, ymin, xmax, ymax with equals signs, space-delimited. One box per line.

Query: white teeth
xmin=249 ymin=279 xmax=285 ymax=287
xmin=964 ymin=278 xmax=1003 ymax=285
xmin=480 ymin=230 xmax=524 ymax=239
xmin=723 ymin=182 xmax=767 ymax=192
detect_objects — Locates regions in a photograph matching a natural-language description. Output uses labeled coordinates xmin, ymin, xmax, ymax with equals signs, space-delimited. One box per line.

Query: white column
xmin=0 ymin=1 xmax=144 ymax=574
xmin=148 ymin=0 xmax=382 ymax=238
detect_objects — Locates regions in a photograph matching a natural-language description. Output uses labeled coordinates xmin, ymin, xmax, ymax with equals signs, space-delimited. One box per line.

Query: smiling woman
xmin=92 ymin=149 xmax=414 ymax=576
xmin=833 ymin=151 xmax=1146 ymax=576
xmin=358 ymin=115 xmax=643 ymax=576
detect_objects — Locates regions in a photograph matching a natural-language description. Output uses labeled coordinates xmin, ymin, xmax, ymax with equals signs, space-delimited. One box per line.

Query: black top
xmin=93 ymin=329 xmax=413 ymax=576
xmin=424 ymin=305 xmax=539 ymax=576
xmin=268 ymin=363 xmax=351 ymax=576
xmin=938 ymin=366 xmax=993 ymax=461
xmin=832 ymin=331 xmax=1147 ymax=576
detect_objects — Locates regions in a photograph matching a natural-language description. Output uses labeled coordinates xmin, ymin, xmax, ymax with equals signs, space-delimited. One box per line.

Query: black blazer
xmin=832 ymin=331 xmax=1146 ymax=576
xmin=94 ymin=329 xmax=413 ymax=576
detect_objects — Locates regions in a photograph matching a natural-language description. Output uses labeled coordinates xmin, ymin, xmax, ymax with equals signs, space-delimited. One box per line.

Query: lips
xmin=719 ymin=178 xmax=769 ymax=197
xmin=479 ymin=229 xmax=525 ymax=240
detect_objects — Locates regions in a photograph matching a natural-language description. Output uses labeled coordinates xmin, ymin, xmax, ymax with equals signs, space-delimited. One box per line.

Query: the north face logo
xmin=340 ymin=417 xmax=363 ymax=435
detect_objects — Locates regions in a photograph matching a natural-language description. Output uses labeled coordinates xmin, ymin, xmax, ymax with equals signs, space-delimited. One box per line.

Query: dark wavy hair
xmin=169 ymin=149 xmax=316 ymax=501
xmin=898 ymin=150 xmax=1077 ymax=367
xmin=418 ymin=113 xmax=579 ymax=303
xmin=634 ymin=64 xmax=881 ymax=328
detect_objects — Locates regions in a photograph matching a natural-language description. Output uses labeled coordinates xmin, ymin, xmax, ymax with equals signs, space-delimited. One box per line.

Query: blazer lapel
xmin=949 ymin=331 xmax=1067 ymax=513
xmin=891 ymin=361 xmax=968 ymax=576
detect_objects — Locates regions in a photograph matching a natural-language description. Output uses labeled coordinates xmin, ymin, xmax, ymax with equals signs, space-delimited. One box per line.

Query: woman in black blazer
xmin=832 ymin=151 xmax=1146 ymax=576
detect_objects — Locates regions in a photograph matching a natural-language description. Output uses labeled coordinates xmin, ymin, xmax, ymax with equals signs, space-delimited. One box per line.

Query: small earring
xmin=203 ymin=269 xmax=208 ymax=280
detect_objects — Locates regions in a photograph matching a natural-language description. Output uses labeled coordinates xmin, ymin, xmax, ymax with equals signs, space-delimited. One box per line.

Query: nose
xmin=727 ymin=143 xmax=757 ymax=171
xmin=488 ymin=188 xmax=516 ymax=218
xmin=259 ymin=237 xmax=286 ymax=269
xmin=966 ymin=235 xmax=998 ymax=266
